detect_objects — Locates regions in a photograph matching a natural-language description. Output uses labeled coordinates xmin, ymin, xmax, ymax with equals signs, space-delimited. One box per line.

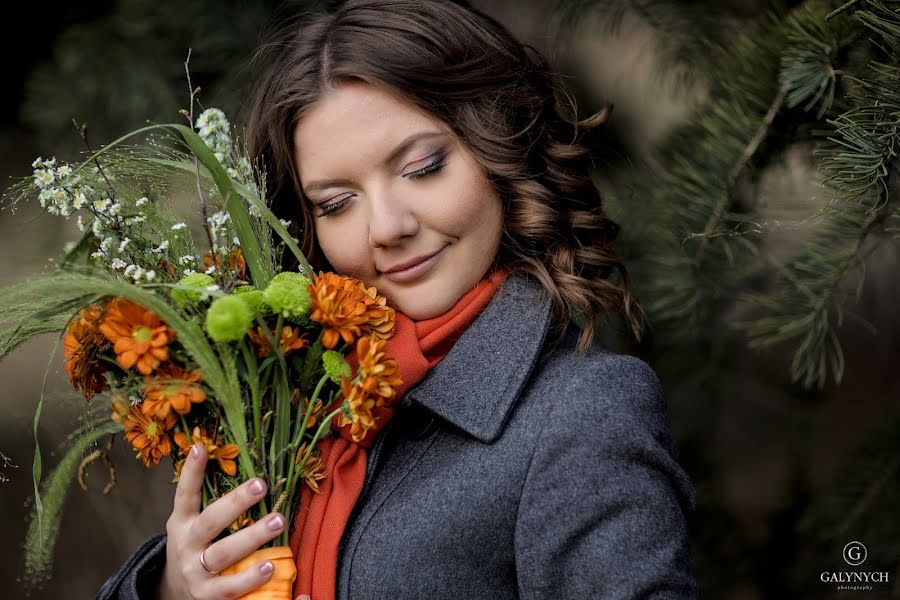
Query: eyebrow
xmin=301 ymin=130 xmax=447 ymax=196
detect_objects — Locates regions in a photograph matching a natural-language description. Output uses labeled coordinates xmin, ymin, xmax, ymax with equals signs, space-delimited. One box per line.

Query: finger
xmin=296 ymin=596 xmax=312 ymax=600
xmin=207 ymin=559 xmax=275 ymax=600
xmin=200 ymin=512 xmax=286 ymax=574
xmin=191 ymin=477 xmax=268 ymax=542
xmin=172 ymin=443 xmax=207 ymax=518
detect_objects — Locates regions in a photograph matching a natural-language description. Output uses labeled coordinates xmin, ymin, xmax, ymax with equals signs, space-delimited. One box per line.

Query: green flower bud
xmin=235 ymin=289 xmax=272 ymax=317
xmin=232 ymin=285 xmax=256 ymax=295
xmin=171 ymin=273 xmax=216 ymax=308
xmin=322 ymin=350 xmax=352 ymax=384
xmin=263 ymin=279 xmax=311 ymax=323
xmin=271 ymin=271 xmax=311 ymax=287
xmin=205 ymin=295 xmax=253 ymax=342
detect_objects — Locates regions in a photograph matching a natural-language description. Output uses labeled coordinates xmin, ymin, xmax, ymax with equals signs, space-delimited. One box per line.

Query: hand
xmin=155 ymin=443 xmax=287 ymax=600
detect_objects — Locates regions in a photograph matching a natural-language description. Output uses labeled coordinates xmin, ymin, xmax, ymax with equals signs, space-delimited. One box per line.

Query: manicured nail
xmin=267 ymin=514 xmax=285 ymax=531
xmin=249 ymin=479 xmax=265 ymax=495
xmin=190 ymin=444 xmax=201 ymax=458
xmin=259 ymin=561 xmax=274 ymax=575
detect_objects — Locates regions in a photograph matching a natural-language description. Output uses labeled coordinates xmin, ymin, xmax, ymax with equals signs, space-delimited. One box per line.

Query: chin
xmin=386 ymin=284 xmax=458 ymax=320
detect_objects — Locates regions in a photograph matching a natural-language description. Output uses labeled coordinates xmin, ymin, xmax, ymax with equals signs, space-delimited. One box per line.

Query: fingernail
xmin=190 ymin=444 xmax=201 ymax=458
xmin=267 ymin=514 xmax=285 ymax=531
xmin=259 ymin=561 xmax=273 ymax=575
xmin=249 ymin=479 xmax=265 ymax=495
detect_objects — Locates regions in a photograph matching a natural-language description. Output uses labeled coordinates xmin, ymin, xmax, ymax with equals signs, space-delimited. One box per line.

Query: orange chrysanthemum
xmin=63 ymin=304 xmax=111 ymax=400
xmin=99 ymin=297 xmax=175 ymax=375
xmin=336 ymin=375 xmax=378 ymax=443
xmin=246 ymin=324 xmax=310 ymax=358
xmin=356 ymin=282 xmax=396 ymax=340
xmin=308 ymin=272 xmax=371 ymax=349
xmin=355 ymin=335 xmax=403 ymax=403
xmin=294 ymin=442 xmax=328 ymax=494
xmin=141 ymin=363 xmax=207 ymax=419
xmin=172 ymin=425 xmax=240 ymax=481
xmin=110 ymin=394 xmax=131 ymax=423
xmin=228 ymin=513 xmax=255 ymax=533
xmin=123 ymin=406 xmax=177 ymax=468
xmin=203 ymin=246 xmax=247 ymax=281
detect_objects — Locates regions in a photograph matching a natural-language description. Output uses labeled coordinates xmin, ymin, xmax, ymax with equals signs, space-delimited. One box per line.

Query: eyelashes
xmin=315 ymin=153 xmax=447 ymax=218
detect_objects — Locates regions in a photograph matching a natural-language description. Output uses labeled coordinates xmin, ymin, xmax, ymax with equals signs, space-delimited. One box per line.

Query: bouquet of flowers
xmin=1 ymin=107 xmax=400 ymax=598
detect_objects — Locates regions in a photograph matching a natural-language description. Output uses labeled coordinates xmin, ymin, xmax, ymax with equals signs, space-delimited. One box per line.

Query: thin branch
xmin=694 ymin=87 xmax=787 ymax=266
xmin=183 ymin=48 xmax=222 ymax=284
xmin=826 ymin=0 xmax=861 ymax=21
xmin=74 ymin=119 xmax=119 ymax=208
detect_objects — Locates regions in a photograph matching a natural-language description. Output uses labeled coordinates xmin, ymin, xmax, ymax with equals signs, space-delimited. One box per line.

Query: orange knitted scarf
xmin=289 ymin=267 xmax=509 ymax=599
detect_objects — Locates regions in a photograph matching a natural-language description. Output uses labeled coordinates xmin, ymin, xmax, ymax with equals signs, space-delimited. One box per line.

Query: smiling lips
xmin=380 ymin=245 xmax=448 ymax=283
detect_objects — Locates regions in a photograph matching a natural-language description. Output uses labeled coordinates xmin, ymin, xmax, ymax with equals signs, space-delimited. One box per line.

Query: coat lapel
xmin=400 ymin=271 xmax=554 ymax=443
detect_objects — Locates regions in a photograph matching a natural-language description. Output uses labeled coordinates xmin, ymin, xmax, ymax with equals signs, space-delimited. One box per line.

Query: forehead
xmin=293 ymin=81 xmax=445 ymax=181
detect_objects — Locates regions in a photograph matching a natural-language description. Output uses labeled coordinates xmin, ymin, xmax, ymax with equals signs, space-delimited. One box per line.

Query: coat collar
xmin=400 ymin=271 xmax=554 ymax=443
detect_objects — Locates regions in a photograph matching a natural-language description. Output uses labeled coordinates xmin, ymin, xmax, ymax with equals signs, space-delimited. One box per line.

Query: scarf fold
xmin=289 ymin=267 xmax=509 ymax=599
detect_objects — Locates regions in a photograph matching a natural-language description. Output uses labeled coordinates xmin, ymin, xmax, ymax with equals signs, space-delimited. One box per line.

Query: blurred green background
xmin=1 ymin=1 xmax=898 ymax=598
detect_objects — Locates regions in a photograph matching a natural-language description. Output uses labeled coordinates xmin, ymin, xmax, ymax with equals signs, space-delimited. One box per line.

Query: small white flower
xmin=232 ymin=236 xmax=240 ymax=245
xmin=33 ymin=170 xmax=55 ymax=188
xmin=278 ymin=218 xmax=291 ymax=229
xmin=124 ymin=265 xmax=145 ymax=281
xmin=171 ymin=222 xmax=187 ymax=231
xmin=124 ymin=215 xmax=147 ymax=226
xmin=108 ymin=202 xmax=123 ymax=217
xmin=91 ymin=218 xmax=103 ymax=237
xmin=56 ymin=164 xmax=72 ymax=178
xmin=76 ymin=215 xmax=87 ymax=232
xmin=144 ymin=270 xmax=157 ymax=281
xmin=93 ymin=198 xmax=111 ymax=214
xmin=31 ymin=156 xmax=44 ymax=168
xmin=177 ymin=255 xmax=195 ymax=266
xmin=118 ymin=237 xmax=131 ymax=253
xmin=135 ymin=196 xmax=150 ymax=207
xmin=72 ymin=192 xmax=87 ymax=210
xmin=110 ymin=258 xmax=128 ymax=270
xmin=183 ymin=268 xmax=197 ymax=276
xmin=204 ymin=265 xmax=217 ymax=275
xmin=152 ymin=240 xmax=169 ymax=254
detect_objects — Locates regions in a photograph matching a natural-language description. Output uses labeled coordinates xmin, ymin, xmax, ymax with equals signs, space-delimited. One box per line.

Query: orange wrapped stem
xmin=220 ymin=546 xmax=297 ymax=599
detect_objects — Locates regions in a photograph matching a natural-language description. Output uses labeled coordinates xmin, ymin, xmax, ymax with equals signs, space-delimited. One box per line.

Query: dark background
xmin=1 ymin=1 xmax=898 ymax=598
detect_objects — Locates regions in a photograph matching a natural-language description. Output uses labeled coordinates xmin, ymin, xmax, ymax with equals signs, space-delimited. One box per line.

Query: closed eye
xmin=315 ymin=154 xmax=447 ymax=218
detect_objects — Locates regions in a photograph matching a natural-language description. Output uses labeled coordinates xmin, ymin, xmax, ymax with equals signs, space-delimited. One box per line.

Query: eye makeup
xmin=314 ymin=150 xmax=448 ymax=218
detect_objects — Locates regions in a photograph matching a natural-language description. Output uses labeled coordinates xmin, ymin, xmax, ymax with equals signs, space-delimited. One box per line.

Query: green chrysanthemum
xmin=170 ymin=273 xmax=215 ymax=308
xmin=205 ymin=295 xmax=254 ymax=342
xmin=271 ymin=271 xmax=311 ymax=287
xmin=322 ymin=350 xmax=352 ymax=384
xmin=233 ymin=287 xmax=272 ymax=317
xmin=263 ymin=278 xmax=312 ymax=324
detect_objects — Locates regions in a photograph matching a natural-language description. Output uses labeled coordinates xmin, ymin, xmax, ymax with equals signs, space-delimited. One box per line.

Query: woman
xmin=98 ymin=1 xmax=698 ymax=598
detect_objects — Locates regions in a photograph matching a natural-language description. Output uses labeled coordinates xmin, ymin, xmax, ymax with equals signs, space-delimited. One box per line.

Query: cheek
xmin=429 ymin=170 xmax=500 ymax=238
xmin=313 ymin=221 xmax=371 ymax=277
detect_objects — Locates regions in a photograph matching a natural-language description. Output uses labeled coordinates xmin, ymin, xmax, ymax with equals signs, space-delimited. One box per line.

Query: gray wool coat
xmin=97 ymin=271 xmax=699 ymax=599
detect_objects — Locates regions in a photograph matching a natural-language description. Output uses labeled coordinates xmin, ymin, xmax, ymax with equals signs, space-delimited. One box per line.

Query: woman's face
xmin=293 ymin=80 xmax=504 ymax=320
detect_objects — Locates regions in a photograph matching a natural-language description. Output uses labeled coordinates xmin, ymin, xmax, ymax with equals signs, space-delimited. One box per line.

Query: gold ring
xmin=199 ymin=547 xmax=220 ymax=575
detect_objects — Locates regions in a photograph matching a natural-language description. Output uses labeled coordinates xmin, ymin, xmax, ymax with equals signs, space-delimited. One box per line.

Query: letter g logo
xmin=843 ymin=541 xmax=867 ymax=566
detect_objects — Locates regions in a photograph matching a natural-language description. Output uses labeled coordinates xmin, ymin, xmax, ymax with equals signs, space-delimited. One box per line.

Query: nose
xmin=367 ymin=187 xmax=419 ymax=248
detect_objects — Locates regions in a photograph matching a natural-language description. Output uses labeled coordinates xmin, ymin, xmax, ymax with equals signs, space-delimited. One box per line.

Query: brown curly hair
xmin=244 ymin=0 xmax=645 ymax=353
